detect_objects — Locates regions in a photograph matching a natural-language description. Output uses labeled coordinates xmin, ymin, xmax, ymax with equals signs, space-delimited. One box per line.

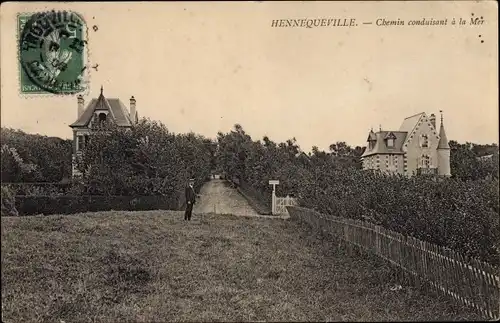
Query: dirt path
xmin=193 ymin=179 xmax=261 ymax=217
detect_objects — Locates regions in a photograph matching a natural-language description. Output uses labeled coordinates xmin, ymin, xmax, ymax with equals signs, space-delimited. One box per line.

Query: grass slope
xmin=1 ymin=211 xmax=482 ymax=322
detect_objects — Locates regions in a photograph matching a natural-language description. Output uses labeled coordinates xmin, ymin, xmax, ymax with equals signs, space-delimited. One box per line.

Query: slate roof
xmin=70 ymin=91 xmax=133 ymax=128
xmin=399 ymin=112 xmax=425 ymax=133
xmin=361 ymin=112 xmax=449 ymax=158
xmin=363 ymin=112 xmax=422 ymax=157
xmin=361 ymin=131 xmax=407 ymax=157
xmin=437 ymin=118 xmax=450 ymax=149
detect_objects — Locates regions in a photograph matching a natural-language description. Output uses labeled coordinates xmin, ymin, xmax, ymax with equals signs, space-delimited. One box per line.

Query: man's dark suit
xmin=184 ymin=184 xmax=196 ymax=221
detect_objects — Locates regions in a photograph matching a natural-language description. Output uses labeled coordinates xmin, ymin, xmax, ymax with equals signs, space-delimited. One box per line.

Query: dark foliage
xmin=75 ymin=119 xmax=214 ymax=208
xmin=14 ymin=195 xmax=178 ymax=216
xmin=216 ymin=124 xmax=499 ymax=266
xmin=1 ymin=128 xmax=72 ymax=182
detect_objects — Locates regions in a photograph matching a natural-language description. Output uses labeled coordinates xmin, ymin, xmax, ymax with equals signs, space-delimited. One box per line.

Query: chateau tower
xmin=437 ymin=111 xmax=451 ymax=177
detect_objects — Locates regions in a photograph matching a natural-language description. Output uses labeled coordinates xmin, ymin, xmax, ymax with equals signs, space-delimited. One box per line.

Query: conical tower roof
xmin=437 ymin=111 xmax=450 ymax=149
xmin=94 ymin=85 xmax=108 ymax=110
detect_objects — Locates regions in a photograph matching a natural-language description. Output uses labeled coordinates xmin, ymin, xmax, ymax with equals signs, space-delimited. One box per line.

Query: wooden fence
xmin=287 ymin=206 xmax=500 ymax=320
xmin=275 ymin=195 xmax=299 ymax=215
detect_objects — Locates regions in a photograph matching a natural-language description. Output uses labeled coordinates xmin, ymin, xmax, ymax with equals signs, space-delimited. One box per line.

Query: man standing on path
xmin=184 ymin=178 xmax=197 ymax=221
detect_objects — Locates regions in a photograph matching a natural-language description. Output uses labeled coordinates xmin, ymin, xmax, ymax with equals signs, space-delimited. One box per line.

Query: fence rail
xmin=275 ymin=195 xmax=299 ymax=215
xmin=287 ymin=206 xmax=500 ymax=320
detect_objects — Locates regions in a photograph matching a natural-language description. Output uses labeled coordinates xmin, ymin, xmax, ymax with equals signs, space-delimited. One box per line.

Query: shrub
xmin=0 ymin=128 xmax=72 ymax=182
xmin=4 ymin=183 xmax=71 ymax=197
xmin=297 ymin=168 xmax=499 ymax=266
xmin=77 ymin=119 xmax=213 ymax=200
xmin=14 ymin=195 xmax=178 ymax=216
xmin=1 ymin=186 xmax=19 ymax=216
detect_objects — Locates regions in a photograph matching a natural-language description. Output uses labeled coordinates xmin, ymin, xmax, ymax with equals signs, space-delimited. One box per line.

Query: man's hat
xmin=188 ymin=178 xmax=195 ymax=182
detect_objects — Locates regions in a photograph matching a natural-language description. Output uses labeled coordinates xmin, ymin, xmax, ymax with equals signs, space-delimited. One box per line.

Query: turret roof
xmin=69 ymin=86 xmax=133 ymax=128
xmin=437 ymin=113 xmax=450 ymax=149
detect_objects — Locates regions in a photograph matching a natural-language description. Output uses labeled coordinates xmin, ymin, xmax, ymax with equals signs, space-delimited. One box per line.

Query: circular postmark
xmin=19 ymin=10 xmax=88 ymax=94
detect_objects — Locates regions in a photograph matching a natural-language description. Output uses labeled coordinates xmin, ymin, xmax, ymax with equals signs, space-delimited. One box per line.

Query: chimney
xmin=430 ymin=113 xmax=436 ymax=129
xmin=130 ymin=96 xmax=137 ymax=124
xmin=77 ymin=95 xmax=84 ymax=118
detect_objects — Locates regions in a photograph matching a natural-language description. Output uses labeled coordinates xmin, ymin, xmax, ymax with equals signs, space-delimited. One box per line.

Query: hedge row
xmin=13 ymin=195 xmax=179 ymax=216
xmin=2 ymin=182 xmax=73 ymax=197
xmin=297 ymin=167 xmax=499 ymax=266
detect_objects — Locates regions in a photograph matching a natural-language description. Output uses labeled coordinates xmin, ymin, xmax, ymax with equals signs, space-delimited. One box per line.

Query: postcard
xmin=1 ymin=1 xmax=498 ymax=322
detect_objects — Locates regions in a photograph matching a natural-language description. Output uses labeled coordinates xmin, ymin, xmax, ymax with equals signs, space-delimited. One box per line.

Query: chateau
xmin=69 ymin=87 xmax=138 ymax=177
xmin=361 ymin=112 xmax=451 ymax=177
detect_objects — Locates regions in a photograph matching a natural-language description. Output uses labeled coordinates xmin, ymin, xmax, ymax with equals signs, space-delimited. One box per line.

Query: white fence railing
xmin=287 ymin=206 xmax=500 ymax=320
xmin=273 ymin=195 xmax=298 ymax=215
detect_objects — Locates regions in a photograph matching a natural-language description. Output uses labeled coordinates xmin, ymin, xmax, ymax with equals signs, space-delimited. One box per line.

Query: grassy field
xmin=1 ymin=211 xmax=483 ymax=322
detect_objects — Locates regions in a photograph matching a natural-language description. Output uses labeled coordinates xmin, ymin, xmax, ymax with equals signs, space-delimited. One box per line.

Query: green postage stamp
xmin=18 ymin=10 xmax=89 ymax=95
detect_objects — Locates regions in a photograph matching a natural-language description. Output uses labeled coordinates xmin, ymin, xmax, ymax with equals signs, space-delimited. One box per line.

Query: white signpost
xmin=269 ymin=180 xmax=280 ymax=215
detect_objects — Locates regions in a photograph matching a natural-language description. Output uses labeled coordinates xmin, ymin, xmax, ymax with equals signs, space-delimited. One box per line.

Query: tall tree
xmin=450 ymin=140 xmax=499 ymax=181
xmin=0 ymin=128 xmax=72 ymax=182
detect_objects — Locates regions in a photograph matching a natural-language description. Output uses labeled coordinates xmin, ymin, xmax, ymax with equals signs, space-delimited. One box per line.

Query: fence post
xmin=272 ymin=191 xmax=276 ymax=215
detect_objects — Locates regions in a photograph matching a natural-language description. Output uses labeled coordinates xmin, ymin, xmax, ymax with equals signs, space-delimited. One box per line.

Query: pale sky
xmin=1 ymin=1 xmax=498 ymax=152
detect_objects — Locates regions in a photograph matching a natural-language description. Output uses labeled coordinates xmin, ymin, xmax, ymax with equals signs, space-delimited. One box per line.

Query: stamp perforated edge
xmin=16 ymin=10 xmax=91 ymax=99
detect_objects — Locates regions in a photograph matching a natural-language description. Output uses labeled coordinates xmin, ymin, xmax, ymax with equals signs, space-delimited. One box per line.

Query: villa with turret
xmin=361 ymin=112 xmax=451 ymax=177
xmin=69 ymin=87 xmax=139 ymax=177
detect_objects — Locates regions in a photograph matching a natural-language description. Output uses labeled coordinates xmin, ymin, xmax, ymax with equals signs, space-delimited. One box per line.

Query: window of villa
xmin=421 ymin=155 xmax=430 ymax=168
xmin=387 ymin=138 xmax=394 ymax=148
xmin=77 ymin=135 xmax=85 ymax=151
xmin=421 ymin=134 xmax=429 ymax=148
